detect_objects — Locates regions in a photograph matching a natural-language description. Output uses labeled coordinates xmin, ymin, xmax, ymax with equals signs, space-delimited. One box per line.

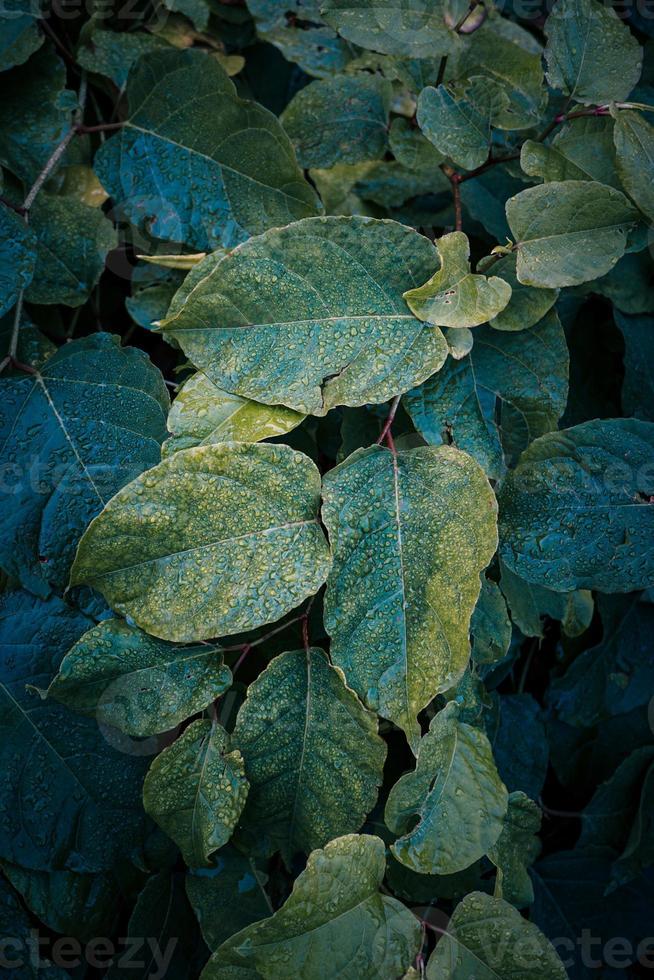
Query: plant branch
xmin=75 ymin=121 xmax=125 ymax=135
xmin=376 ymin=394 xmax=402 ymax=445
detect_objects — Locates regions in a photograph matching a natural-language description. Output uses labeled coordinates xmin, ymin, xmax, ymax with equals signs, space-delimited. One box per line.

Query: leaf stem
xmin=75 ymin=121 xmax=125 ymax=135
xmin=376 ymin=394 xmax=402 ymax=446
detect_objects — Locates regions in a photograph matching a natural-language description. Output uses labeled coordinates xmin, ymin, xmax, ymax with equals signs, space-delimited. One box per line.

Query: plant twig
xmin=75 ymin=121 xmax=125 ymax=135
xmin=376 ymin=394 xmax=402 ymax=445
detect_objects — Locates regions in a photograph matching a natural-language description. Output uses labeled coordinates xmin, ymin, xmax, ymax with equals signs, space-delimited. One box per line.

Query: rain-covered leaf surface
xmin=71 ymin=442 xmax=331 ymax=641
xmin=232 ymin=648 xmax=386 ymax=863
xmin=162 ymin=216 xmax=449 ymax=416
xmin=322 ymin=444 xmax=498 ymax=748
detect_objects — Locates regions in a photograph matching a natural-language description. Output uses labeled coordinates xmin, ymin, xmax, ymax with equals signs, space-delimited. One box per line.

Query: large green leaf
xmin=0 ymin=203 xmax=35 ymax=316
xmin=321 ymin=444 xmax=498 ymax=749
xmin=506 ymin=181 xmax=639 ymax=288
xmin=94 ymin=49 xmax=319 ymax=251
xmin=613 ymin=109 xmax=654 ymax=222
xmin=47 ymin=618 xmax=231 ymax=737
xmin=232 ymin=648 xmax=386 ymax=863
xmin=24 ymin=193 xmax=117 ymax=307
xmin=163 ymin=372 xmax=304 ymax=457
xmin=0 ymin=46 xmax=77 ymax=184
xmin=385 ymin=702 xmax=508 ymax=875
xmin=404 ymin=311 xmax=569 ymax=480
xmin=143 ymin=719 xmax=248 ymax=868
xmin=498 ymin=419 xmax=654 ymax=592
xmin=426 ymin=891 xmax=567 ymax=978
xmin=0 ymin=333 xmax=169 ymax=596
xmin=161 ymin=216 xmax=449 ymax=416
xmin=488 ymin=791 xmax=541 ymax=908
xmin=544 ymin=0 xmax=642 ymax=105
xmin=0 ymin=590 xmax=148 ymax=872
xmin=417 ymin=79 xmax=507 ymax=171
xmin=203 ymin=835 xmax=421 ymax=978
xmin=404 ymin=232 xmax=512 ymax=329
xmin=70 ymin=442 xmax=331 ymax=642
xmin=281 ymin=73 xmax=392 ymax=169
xmin=520 ymin=117 xmax=619 ymax=187
xmin=186 ymin=846 xmax=272 ymax=950
xmin=321 ymin=0 xmax=460 ymax=58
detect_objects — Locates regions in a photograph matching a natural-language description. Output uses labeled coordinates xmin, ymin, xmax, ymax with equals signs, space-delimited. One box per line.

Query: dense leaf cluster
xmin=1 ymin=0 xmax=654 ymax=976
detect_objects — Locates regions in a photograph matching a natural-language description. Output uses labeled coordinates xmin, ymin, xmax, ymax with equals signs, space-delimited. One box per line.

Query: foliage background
xmin=1 ymin=0 xmax=654 ymax=976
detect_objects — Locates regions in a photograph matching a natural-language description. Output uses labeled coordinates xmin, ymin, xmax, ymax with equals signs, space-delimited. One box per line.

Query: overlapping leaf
xmin=71 ymin=442 xmax=331 ymax=642
xmin=322 ymin=444 xmax=498 ymax=748
xmin=161 ymin=216 xmax=449 ymax=416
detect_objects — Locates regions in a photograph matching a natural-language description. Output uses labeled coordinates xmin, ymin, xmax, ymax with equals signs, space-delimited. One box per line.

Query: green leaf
xmin=613 ymin=109 xmax=654 ymax=222
xmin=321 ymin=0 xmax=460 ymax=59
xmin=520 ymin=117 xmax=619 ymax=187
xmin=404 ymin=232 xmax=512 ymax=329
xmin=245 ymin=0 xmax=353 ymax=78
xmin=161 ymin=216 xmax=449 ymax=416
xmin=144 ymin=719 xmax=248 ymax=868
xmin=70 ymin=442 xmax=331 ymax=642
xmin=186 ymin=846 xmax=272 ymax=950
xmin=0 ymin=332 xmax=169 ymax=596
xmin=126 ymin=261 xmax=186 ymax=331
xmin=385 ymin=702 xmax=508 ymax=875
xmin=426 ymin=891 xmax=567 ymax=978
xmin=76 ymin=23 xmax=169 ymax=88
xmin=203 ymin=835 xmax=421 ymax=978
xmin=506 ymin=180 xmax=639 ymax=288
xmin=24 ymin=194 xmax=117 ymax=307
xmin=480 ymin=253 xmax=558 ymax=333
xmin=488 ymin=791 xmax=541 ymax=908
xmin=0 ymin=46 xmax=77 ymax=185
xmin=0 ymin=311 xmax=55 ymax=369
xmin=47 ymin=618 xmax=231 ymax=737
xmin=491 ymin=694 xmax=548 ymax=801
xmin=457 ymin=19 xmax=546 ymax=130
xmin=0 ymin=590 xmax=148 ymax=872
xmin=322 ymin=444 xmax=498 ymax=749
xmin=0 ymin=0 xmax=43 ymax=73
xmin=499 ymin=560 xmax=593 ymax=639
xmin=403 ymin=311 xmax=569 ymax=480
xmin=471 ymin=577 xmax=511 ymax=665
xmin=0 ymin=203 xmax=35 ymax=316
xmin=417 ymin=79 xmax=508 ymax=171
xmin=544 ymin=0 xmax=642 ymax=106
xmin=389 ymin=116 xmax=445 ymax=170
xmin=94 ymin=49 xmax=319 ymax=251
xmin=232 ymin=648 xmax=386 ymax=863
xmin=163 ymin=372 xmax=304 ymax=457
xmin=0 ymin=876 xmax=68 ymax=979
xmin=498 ymin=419 xmax=654 ymax=592
xmin=281 ymin=73 xmax=392 ymax=169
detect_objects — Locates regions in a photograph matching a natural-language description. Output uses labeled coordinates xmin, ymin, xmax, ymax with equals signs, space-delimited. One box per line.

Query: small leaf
xmin=47 ymin=618 xmax=231 ymax=737
xmin=403 ymin=310 xmax=569 ymax=479
xmin=0 ymin=333 xmax=169 ymax=595
xmin=386 ymin=702 xmax=508 ymax=875
xmin=281 ymin=73 xmax=392 ymax=169
xmin=232 ymin=648 xmax=386 ymax=863
xmin=417 ymin=78 xmax=508 ymax=171
xmin=491 ymin=694 xmax=548 ymax=801
xmin=203 ymin=835 xmax=421 ymax=979
xmin=322 ymin=444 xmax=498 ymax=749
xmin=246 ymin=0 xmax=353 ymax=78
xmin=471 ymin=577 xmax=511 ymax=665
xmin=95 ymin=49 xmax=319 ymax=251
xmin=143 ymin=719 xmax=248 ymax=868
xmin=481 ymin=252 xmax=558 ymax=333
xmin=506 ymin=180 xmax=639 ymax=288
xmin=613 ymin=109 xmax=654 ymax=223
xmin=499 ymin=559 xmax=594 ymax=639
xmin=520 ymin=117 xmax=619 ymax=187
xmin=488 ymin=791 xmax=541 ymax=907
xmin=70 ymin=442 xmax=331 ymax=642
xmin=498 ymin=419 xmax=654 ymax=592
xmin=163 ymin=372 xmax=304 ymax=456
xmin=404 ymin=231 xmax=512 ymax=329
xmin=0 ymin=0 xmax=43 ymax=72
xmin=544 ymin=0 xmax=642 ymax=106
xmin=615 ymin=310 xmax=654 ymax=420
xmin=426 ymin=891 xmax=567 ymax=978
xmin=161 ymin=216 xmax=449 ymax=416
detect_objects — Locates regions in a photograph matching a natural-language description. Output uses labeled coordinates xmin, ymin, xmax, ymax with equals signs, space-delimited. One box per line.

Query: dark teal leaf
xmin=481 ymin=252 xmax=559 ymax=333
xmin=321 ymin=0 xmax=460 ymax=59
xmin=520 ymin=117 xmax=619 ymax=187
xmin=95 ymin=49 xmax=319 ymax=251
xmin=491 ymin=693 xmax=548 ymax=800
xmin=0 ymin=333 xmax=169 ymax=595
xmin=615 ymin=310 xmax=654 ymax=419
xmin=245 ymin=0 xmax=353 ymax=77
xmin=0 ymin=204 xmax=35 ymax=316
xmin=613 ymin=109 xmax=654 ymax=222
xmin=471 ymin=577 xmax=511 ymax=665
xmin=0 ymin=875 xmax=68 ymax=978
xmin=499 ymin=559 xmax=594 ymax=639
xmin=0 ymin=0 xmax=43 ymax=72
xmin=498 ymin=419 xmax=654 ymax=592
